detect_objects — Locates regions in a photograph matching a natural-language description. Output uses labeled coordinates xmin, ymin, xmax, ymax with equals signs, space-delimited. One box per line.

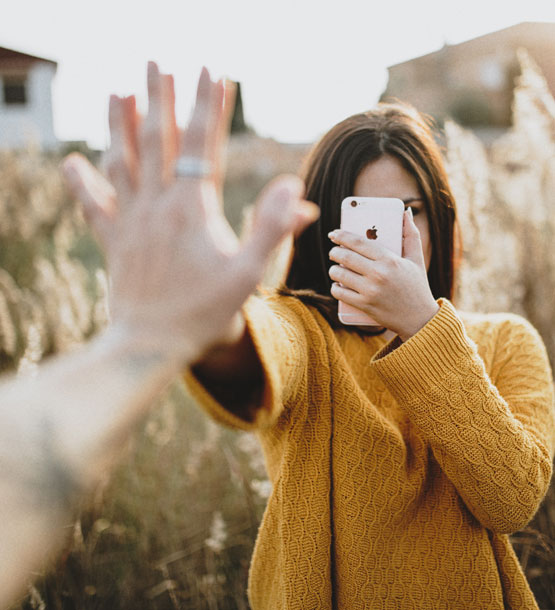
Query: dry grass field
xmin=2 ymin=52 xmax=555 ymax=609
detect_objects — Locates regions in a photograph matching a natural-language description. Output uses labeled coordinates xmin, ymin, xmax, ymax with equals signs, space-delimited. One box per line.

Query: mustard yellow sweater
xmin=185 ymin=296 xmax=555 ymax=610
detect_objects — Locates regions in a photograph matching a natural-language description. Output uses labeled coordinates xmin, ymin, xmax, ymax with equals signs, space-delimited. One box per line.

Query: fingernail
xmin=201 ymin=66 xmax=211 ymax=81
xmin=109 ymin=95 xmax=120 ymax=116
xmin=328 ymin=230 xmax=338 ymax=241
xmin=407 ymin=207 xmax=413 ymax=219
xmin=148 ymin=62 xmax=159 ymax=86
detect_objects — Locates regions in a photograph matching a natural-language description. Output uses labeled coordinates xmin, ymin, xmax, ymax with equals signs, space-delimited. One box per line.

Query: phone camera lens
xmin=351 ymin=200 xmax=357 ymax=207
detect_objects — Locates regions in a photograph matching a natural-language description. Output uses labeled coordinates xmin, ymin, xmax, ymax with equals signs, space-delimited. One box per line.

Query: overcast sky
xmin=2 ymin=0 xmax=555 ymax=148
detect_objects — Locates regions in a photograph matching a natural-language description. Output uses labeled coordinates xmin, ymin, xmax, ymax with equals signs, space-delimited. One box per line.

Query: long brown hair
xmin=281 ymin=102 xmax=459 ymax=327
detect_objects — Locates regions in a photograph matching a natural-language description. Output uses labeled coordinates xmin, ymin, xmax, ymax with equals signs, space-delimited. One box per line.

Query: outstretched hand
xmin=62 ymin=63 xmax=318 ymax=363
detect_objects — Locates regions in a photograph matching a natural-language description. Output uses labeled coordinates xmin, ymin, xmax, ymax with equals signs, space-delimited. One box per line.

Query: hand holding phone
xmin=337 ymin=196 xmax=404 ymax=326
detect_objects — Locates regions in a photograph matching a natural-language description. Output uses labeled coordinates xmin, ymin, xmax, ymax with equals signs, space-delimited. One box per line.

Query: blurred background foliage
xmin=1 ymin=52 xmax=555 ymax=609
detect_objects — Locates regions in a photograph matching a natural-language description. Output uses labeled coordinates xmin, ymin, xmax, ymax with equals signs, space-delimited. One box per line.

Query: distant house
xmin=381 ymin=22 xmax=555 ymax=128
xmin=0 ymin=46 xmax=57 ymax=150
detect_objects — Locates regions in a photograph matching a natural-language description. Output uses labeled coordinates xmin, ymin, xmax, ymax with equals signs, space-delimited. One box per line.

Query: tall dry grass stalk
xmin=0 ymin=150 xmax=107 ymax=377
xmin=447 ymin=50 xmax=555 ymax=606
xmin=450 ymin=50 xmax=555 ymax=370
xmin=2 ymin=52 xmax=555 ymax=608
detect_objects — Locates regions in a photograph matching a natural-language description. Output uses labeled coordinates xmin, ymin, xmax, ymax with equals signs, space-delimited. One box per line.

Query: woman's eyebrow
xmin=402 ymin=197 xmax=423 ymax=205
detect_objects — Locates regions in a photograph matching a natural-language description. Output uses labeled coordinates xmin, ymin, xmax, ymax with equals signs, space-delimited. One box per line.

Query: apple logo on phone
xmin=366 ymin=226 xmax=378 ymax=240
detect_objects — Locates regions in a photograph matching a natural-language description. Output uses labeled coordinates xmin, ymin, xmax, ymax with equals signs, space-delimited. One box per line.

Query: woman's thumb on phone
xmin=402 ymin=208 xmax=425 ymax=266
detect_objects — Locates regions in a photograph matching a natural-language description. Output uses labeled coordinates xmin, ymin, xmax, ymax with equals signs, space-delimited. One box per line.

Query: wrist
xmin=95 ymin=324 xmax=187 ymax=372
xmin=398 ymin=300 xmax=440 ymax=342
xmin=99 ymin=320 xmax=201 ymax=369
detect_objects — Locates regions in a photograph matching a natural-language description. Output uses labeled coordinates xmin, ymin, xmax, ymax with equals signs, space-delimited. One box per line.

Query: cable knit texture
xmin=184 ymin=296 xmax=555 ymax=610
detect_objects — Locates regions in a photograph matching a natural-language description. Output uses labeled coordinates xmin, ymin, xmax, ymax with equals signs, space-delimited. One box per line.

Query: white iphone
xmin=337 ymin=196 xmax=405 ymax=326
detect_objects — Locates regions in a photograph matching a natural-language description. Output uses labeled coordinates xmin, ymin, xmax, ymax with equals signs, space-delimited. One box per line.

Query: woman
xmin=190 ymin=103 xmax=555 ymax=610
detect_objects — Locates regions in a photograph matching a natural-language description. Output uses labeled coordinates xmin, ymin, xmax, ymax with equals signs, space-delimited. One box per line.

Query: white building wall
xmin=0 ymin=62 xmax=58 ymax=150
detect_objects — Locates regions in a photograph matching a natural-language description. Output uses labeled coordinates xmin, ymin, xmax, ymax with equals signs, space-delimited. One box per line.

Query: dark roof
xmin=388 ymin=22 xmax=555 ymax=69
xmin=0 ymin=46 xmax=57 ymax=69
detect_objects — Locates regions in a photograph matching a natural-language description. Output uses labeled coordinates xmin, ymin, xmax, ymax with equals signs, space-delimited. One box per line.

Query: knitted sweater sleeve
xmin=371 ymin=299 xmax=555 ymax=534
xmin=183 ymin=294 xmax=312 ymax=431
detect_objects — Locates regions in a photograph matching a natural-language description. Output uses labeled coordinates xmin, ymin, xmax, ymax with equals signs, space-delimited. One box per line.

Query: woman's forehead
xmin=353 ymin=156 xmax=420 ymax=199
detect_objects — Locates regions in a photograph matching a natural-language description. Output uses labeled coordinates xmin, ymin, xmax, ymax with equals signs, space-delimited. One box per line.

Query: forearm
xmin=0 ymin=325 xmax=183 ymax=606
xmin=2 ymin=326 xmax=185 ymax=481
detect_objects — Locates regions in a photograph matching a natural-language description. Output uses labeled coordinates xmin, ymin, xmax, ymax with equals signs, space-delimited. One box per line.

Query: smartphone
xmin=337 ymin=196 xmax=405 ymax=326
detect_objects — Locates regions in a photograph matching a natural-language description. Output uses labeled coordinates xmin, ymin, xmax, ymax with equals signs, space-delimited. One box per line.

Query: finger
xmin=121 ymin=95 xmax=140 ymax=190
xmin=105 ymin=95 xmax=134 ymax=200
xmin=328 ymin=264 xmax=369 ymax=295
xmin=239 ymin=174 xmax=305 ymax=263
xmin=179 ymin=67 xmax=217 ymax=165
xmin=61 ymin=153 xmax=116 ymax=246
xmin=328 ymin=229 xmax=392 ymax=261
xmin=329 ymin=282 xmax=368 ymax=310
xmin=212 ymin=79 xmax=236 ymax=197
xmin=292 ymin=200 xmax=320 ymax=237
xmin=139 ymin=61 xmax=165 ymax=191
xmin=123 ymin=95 xmax=140 ymax=157
xmin=205 ymin=78 xmax=226 ymax=165
xmin=402 ymin=208 xmax=426 ymax=266
xmin=328 ymin=245 xmax=374 ymax=276
xmin=161 ymin=73 xmax=179 ymax=180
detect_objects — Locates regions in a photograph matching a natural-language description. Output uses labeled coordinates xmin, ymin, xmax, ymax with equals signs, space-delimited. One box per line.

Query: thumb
xmin=402 ymin=208 xmax=426 ymax=267
xmin=292 ymin=200 xmax=320 ymax=237
xmin=241 ymin=174 xmax=309 ymax=260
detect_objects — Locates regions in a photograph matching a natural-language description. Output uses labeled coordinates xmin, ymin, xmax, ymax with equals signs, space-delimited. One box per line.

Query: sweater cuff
xmin=183 ymin=296 xmax=282 ymax=431
xmin=370 ymin=299 xmax=475 ymax=399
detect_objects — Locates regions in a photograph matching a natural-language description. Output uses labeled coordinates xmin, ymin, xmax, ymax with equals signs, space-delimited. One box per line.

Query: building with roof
xmin=381 ymin=22 xmax=555 ymax=128
xmin=0 ymin=46 xmax=58 ymax=150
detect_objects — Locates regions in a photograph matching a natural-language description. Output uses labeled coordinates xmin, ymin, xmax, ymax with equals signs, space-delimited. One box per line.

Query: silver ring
xmin=175 ymin=156 xmax=212 ymax=179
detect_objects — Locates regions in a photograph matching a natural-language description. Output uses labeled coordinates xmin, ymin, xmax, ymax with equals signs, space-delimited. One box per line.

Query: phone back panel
xmin=338 ymin=197 xmax=404 ymax=326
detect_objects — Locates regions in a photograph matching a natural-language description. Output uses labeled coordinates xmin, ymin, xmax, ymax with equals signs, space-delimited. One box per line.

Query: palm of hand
xmin=62 ymin=64 xmax=312 ymax=361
